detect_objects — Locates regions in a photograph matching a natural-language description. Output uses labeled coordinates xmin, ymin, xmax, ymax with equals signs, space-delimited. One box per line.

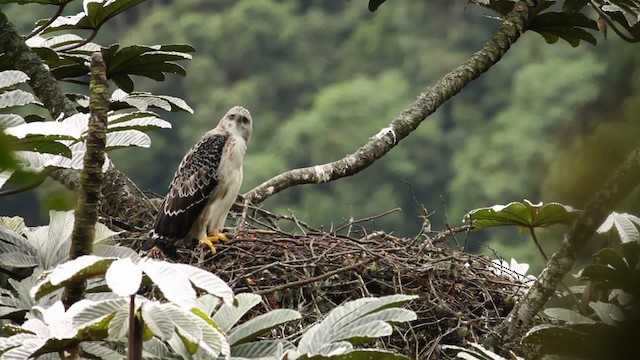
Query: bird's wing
xmin=144 ymin=133 xmax=229 ymax=251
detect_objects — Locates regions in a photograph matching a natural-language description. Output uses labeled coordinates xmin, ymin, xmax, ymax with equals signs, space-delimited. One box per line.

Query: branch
xmin=62 ymin=52 xmax=108 ymax=310
xmin=243 ymin=0 xmax=544 ymax=204
xmin=485 ymin=147 xmax=640 ymax=350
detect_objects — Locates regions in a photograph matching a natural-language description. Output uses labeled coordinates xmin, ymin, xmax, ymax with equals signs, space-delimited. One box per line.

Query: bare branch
xmin=244 ymin=0 xmax=544 ymax=204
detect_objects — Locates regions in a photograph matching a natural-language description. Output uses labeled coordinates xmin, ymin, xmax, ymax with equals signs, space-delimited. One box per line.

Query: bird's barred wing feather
xmin=143 ymin=133 xmax=229 ymax=251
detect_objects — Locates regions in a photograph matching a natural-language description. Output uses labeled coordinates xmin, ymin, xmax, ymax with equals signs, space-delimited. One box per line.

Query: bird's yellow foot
xmin=198 ymin=232 xmax=229 ymax=254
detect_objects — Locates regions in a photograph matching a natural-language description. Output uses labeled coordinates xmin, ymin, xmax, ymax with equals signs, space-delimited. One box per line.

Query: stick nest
xmin=128 ymin=206 xmax=531 ymax=359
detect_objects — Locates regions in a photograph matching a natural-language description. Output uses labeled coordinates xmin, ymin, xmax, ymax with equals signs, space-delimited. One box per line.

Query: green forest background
xmin=2 ymin=0 xmax=639 ymax=273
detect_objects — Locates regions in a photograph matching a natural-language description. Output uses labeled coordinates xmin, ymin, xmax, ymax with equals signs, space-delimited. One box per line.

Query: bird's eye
xmin=239 ymin=115 xmax=249 ymax=124
xmin=228 ymin=114 xmax=236 ymax=120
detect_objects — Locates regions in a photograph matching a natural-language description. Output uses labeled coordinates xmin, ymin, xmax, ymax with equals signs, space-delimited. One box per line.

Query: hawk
xmin=143 ymin=106 xmax=253 ymax=256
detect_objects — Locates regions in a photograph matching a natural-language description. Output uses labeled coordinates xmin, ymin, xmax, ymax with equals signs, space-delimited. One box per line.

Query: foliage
xmin=443 ymin=342 xmax=524 ymax=360
xmin=0 ymin=250 xmax=417 ymax=359
xmin=521 ymin=213 xmax=640 ymax=359
xmin=0 ymin=0 xmax=194 ymax=192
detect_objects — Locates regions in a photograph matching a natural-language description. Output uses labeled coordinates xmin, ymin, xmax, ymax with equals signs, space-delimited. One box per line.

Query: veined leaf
xmin=105 ymin=257 xmax=142 ymax=296
xmin=213 ymin=293 xmax=262 ymax=333
xmin=142 ymin=301 xmax=174 ymax=341
xmin=0 ymin=89 xmax=39 ymax=110
xmin=464 ymin=199 xmax=581 ymax=229
xmin=230 ymin=340 xmax=296 ymax=358
xmin=172 ymin=263 xmax=234 ymax=305
xmin=0 ymin=114 xmax=26 ymax=128
xmin=4 ymin=121 xmax=83 ymax=140
xmin=530 ymin=11 xmax=598 ymax=47
xmin=141 ymin=259 xmax=196 ymax=309
xmin=31 ymin=256 xmax=117 ymax=300
xmin=228 ymin=309 xmax=301 ymax=346
xmin=106 ymin=129 xmax=151 ymax=149
xmin=110 ymin=90 xmax=193 ymax=113
xmin=0 ymin=70 xmax=29 ymax=92
xmin=597 ymin=212 xmax=640 ymax=243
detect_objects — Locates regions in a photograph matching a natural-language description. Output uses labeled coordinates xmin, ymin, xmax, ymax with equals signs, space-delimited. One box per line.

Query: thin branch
xmin=244 ymin=0 xmax=545 ymax=204
xmin=62 ymin=52 xmax=109 ymax=310
xmin=590 ymin=0 xmax=638 ymax=43
xmin=26 ymin=4 xmax=66 ymax=39
xmin=255 ymin=257 xmax=379 ymax=296
xmin=485 ymin=147 xmax=640 ymax=350
xmin=528 ymin=227 xmax=548 ymax=262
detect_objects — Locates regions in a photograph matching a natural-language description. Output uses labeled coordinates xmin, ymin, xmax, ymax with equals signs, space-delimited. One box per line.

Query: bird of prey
xmin=143 ymin=106 xmax=253 ymax=256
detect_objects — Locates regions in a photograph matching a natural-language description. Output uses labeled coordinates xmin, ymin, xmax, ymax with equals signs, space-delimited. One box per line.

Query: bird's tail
xmin=141 ymin=231 xmax=177 ymax=257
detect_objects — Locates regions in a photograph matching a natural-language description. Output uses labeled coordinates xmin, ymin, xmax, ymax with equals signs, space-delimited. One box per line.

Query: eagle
xmin=143 ymin=106 xmax=253 ymax=256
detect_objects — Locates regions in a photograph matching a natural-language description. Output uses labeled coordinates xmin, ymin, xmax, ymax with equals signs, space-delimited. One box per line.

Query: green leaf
xmin=301 ymin=349 xmax=410 ymax=360
xmin=228 ymin=309 xmax=301 ymax=346
xmin=0 ymin=89 xmax=39 ymax=110
xmin=530 ymin=12 xmax=598 ymax=47
xmin=4 ymin=121 xmax=84 ymax=139
xmin=172 ymin=263 xmax=234 ymax=305
xmin=106 ymin=129 xmax=151 ymax=149
xmin=368 ymin=0 xmax=386 ymax=12
xmin=141 ymin=259 xmax=196 ymax=309
xmin=105 ymin=257 xmax=142 ymax=296
xmin=464 ymin=199 xmax=581 ymax=229
xmin=297 ymin=295 xmax=417 ymax=356
xmin=110 ymin=90 xmax=193 ymax=113
xmin=597 ymin=212 xmax=640 ymax=243
xmin=563 ymin=0 xmax=590 ymax=12
xmin=102 ymin=44 xmax=194 ymax=92
xmin=0 ymin=252 xmax=39 ymax=268
xmin=12 ymin=137 xmax=72 ymax=158
xmin=594 ymin=248 xmax=630 ymax=272
xmin=141 ymin=301 xmax=176 ymax=341
xmin=213 ymin=293 xmax=262 ymax=333
xmin=589 ymin=301 xmax=624 ymax=325
xmin=72 ymin=298 xmax=128 ymax=329
xmin=544 ymin=308 xmax=595 ymax=324
xmin=230 ymin=340 xmax=295 ymax=358
xmin=0 ymin=70 xmax=29 ymax=92
xmin=31 ymin=256 xmax=117 ymax=300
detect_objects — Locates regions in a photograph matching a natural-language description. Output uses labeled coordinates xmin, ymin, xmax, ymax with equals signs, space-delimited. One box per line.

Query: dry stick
xmin=61 ymin=52 xmax=109 ymax=311
xmin=244 ymin=0 xmax=545 ymax=205
xmin=254 ymin=257 xmax=379 ymax=296
xmin=485 ymin=147 xmax=640 ymax=349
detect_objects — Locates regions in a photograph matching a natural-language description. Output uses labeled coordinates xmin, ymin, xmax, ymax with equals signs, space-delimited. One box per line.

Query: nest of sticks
xmin=126 ymin=205 xmax=531 ymax=359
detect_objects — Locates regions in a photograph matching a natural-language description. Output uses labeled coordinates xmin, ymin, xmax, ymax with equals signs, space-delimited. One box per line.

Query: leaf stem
xmin=26 ymin=4 xmax=66 ymax=40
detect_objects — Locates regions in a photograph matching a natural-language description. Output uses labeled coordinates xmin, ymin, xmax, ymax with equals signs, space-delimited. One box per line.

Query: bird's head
xmin=220 ymin=106 xmax=252 ymax=142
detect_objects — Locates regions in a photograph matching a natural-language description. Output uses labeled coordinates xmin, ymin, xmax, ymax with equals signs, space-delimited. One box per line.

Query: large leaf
xmin=106 ymin=129 xmax=150 ymax=149
xmin=105 ymin=257 xmax=142 ymax=296
xmin=142 ymin=301 xmax=174 ymax=341
xmin=107 ymin=111 xmax=171 ymax=132
xmin=39 ymin=0 xmax=146 ymax=32
xmin=31 ymin=256 xmax=117 ymax=300
xmin=0 ymin=89 xmax=39 ymax=110
xmin=300 ymin=349 xmax=410 ymax=360
xmin=110 ymin=89 xmax=193 ymax=113
xmin=213 ymin=293 xmax=262 ymax=333
xmin=0 ymin=70 xmax=29 ymax=92
xmin=297 ymin=295 xmax=417 ymax=356
xmin=102 ymin=44 xmax=195 ymax=92
xmin=597 ymin=212 xmax=640 ymax=243
xmin=230 ymin=340 xmax=296 ymax=359
xmin=172 ymin=263 xmax=234 ymax=305
xmin=228 ymin=309 xmax=301 ymax=346
xmin=530 ymin=11 xmax=598 ymax=47
xmin=141 ymin=259 xmax=196 ymax=309
xmin=464 ymin=199 xmax=581 ymax=229
xmin=4 ymin=120 xmax=84 ymax=139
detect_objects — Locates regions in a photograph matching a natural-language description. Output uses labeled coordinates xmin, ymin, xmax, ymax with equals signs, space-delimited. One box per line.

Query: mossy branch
xmin=244 ymin=0 xmax=544 ymax=204
xmin=61 ymin=52 xmax=109 ymax=310
xmin=485 ymin=147 xmax=640 ymax=351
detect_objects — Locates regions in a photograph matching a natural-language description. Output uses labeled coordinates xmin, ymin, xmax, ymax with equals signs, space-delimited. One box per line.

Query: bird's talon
xmin=198 ymin=232 xmax=228 ymax=254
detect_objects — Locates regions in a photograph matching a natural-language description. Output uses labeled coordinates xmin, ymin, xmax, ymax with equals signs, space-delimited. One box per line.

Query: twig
xmin=333 ymin=208 xmax=401 ymax=233
xmin=255 ymin=257 xmax=378 ymax=295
